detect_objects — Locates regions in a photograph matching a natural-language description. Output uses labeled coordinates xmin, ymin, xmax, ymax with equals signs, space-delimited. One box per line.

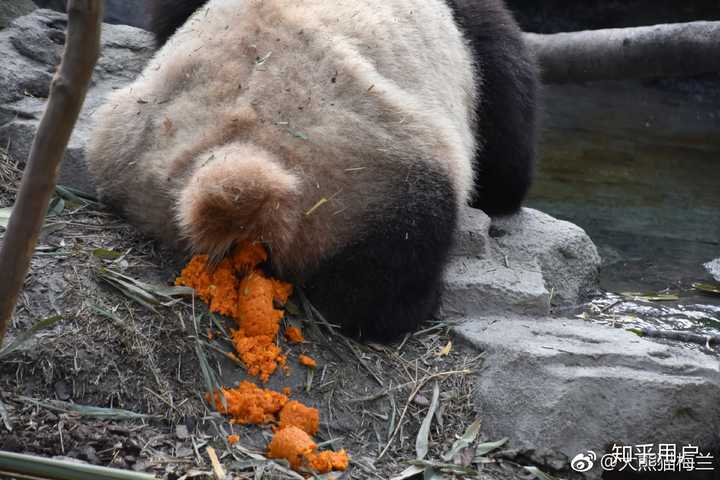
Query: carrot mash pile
xmin=176 ymin=243 xmax=292 ymax=382
xmin=177 ymin=243 xmax=348 ymax=474
xmin=212 ymin=385 xmax=348 ymax=473
xmin=268 ymin=426 xmax=349 ymax=473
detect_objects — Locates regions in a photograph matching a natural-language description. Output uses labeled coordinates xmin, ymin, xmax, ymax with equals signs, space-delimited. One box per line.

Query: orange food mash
xmin=284 ymin=326 xmax=304 ymax=344
xmin=178 ymin=244 xmax=348 ymax=473
xmin=278 ymin=400 xmax=319 ymax=436
xmin=268 ymin=426 xmax=349 ymax=473
xmin=176 ymin=243 xmax=293 ymax=382
xmin=210 ymin=382 xmax=288 ymax=425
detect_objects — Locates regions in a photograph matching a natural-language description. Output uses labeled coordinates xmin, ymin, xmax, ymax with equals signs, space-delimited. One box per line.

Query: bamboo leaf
xmin=16 ymin=396 xmax=155 ymax=420
xmin=693 ymin=282 xmax=720 ymax=296
xmin=474 ymin=437 xmax=508 ymax=458
xmin=441 ymin=419 xmax=481 ymax=461
xmin=0 ymin=450 xmax=156 ymax=480
xmin=416 ymin=382 xmax=440 ymax=460
xmin=0 ymin=315 xmax=63 ymax=360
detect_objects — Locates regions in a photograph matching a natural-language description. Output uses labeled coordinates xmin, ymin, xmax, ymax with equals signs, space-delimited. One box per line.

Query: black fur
xmin=147 ymin=0 xmax=208 ymax=46
xmin=302 ymin=166 xmax=457 ymax=341
xmin=448 ymin=0 xmax=540 ymax=215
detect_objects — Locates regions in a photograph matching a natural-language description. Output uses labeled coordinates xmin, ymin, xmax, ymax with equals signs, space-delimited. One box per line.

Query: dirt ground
xmin=0 ymin=148 xmax=559 ymax=480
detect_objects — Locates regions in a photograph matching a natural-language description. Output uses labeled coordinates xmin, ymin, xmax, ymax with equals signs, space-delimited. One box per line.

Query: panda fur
xmin=86 ymin=0 xmax=538 ymax=341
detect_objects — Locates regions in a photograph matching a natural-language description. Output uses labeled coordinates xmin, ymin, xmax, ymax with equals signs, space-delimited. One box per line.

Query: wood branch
xmin=525 ymin=21 xmax=720 ymax=83
xmin=0 ymin=0 xmax=103 ymax=346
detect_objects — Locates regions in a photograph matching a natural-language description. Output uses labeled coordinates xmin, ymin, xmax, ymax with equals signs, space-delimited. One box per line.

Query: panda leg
xmin=449 ymin=0 xmax=540 ymax=215
xmin=303 ymin=169 xmax=458 ymax=342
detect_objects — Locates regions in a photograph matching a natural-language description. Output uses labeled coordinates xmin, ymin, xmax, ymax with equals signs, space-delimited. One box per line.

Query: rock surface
xmin=0 ymin=9 xmax=154 ymax=193
xmin=441 ymin=207 xmax=601 ymax=318
xmin=705 ymin=258 xmax=720 ymax=282
xmin=455 ymin=315 xmax=720 ymax=479
xmin=0 ymin=0 xmax=36 ymax=29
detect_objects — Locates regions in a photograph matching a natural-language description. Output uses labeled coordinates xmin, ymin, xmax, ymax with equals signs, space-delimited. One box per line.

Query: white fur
xmin=86 ymin=0 xmax=477 ymax=272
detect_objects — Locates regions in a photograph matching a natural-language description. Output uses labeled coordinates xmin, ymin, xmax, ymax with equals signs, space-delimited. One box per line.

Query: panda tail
xmin=176 ymin=142 xmax=301 ymax=262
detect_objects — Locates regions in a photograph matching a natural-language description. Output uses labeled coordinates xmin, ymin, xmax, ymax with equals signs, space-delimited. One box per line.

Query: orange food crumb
xmin=268 ymin=426 xmax=349 ymax=473
xmin=209 ymin=382 xmax=288 ymax=425
xmin=267 ymin=426 xmax=316 ymax=470
xmin=298 ymin=354 xmax=317 ymax=368
xmin=278 ymin=400 xmax=320 ymax=436
xmin=176 ymin=243 xmax=293 ymax=382
xmin=227 ymin=434 xmax=240 ymax=445
xmin=306 ymin=449 xmax=350 ymax=472
xmin=282 ymin=387 xmax=292 ymax=396
xmin=207 ymin=329 xmax=215 ymax=341
xmin=284 ymin=326 xmax=304 ymax=344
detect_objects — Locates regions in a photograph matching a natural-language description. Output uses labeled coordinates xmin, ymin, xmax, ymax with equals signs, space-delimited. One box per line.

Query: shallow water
xmin=528 ymin=80 xmax=720 ymax=336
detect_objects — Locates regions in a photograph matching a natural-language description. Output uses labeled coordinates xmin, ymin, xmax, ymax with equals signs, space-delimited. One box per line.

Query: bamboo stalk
xmin=0 ymin=0 xmax=103 ymax=346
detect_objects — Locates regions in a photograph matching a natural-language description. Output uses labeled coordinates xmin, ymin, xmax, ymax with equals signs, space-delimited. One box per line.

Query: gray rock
xmin=491 ymin=208 xmax=601 ymax=305
xmin=441 ymin=207 xmax=600 ymax=318
xmin=705 ymin=258 xmax=720 ymax=282
xmin=0 ymin=9 xmax=154 ymax=193
xmin=0 ymin=0 xmax=36 ymax=30
xmin=455 ymin=315 xmax=720 ymax=479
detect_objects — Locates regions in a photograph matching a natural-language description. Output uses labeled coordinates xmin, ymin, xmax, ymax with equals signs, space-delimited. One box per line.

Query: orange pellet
xmin=298 ymin=354 xmax=317 ymax=368
xmin=227 ymin=434 xmax=240 ymax=445
xmin=284 ymin=326 xmax=304 ymax=344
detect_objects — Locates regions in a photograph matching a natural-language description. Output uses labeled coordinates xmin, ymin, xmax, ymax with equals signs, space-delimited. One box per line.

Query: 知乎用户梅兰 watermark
xmin=571 ymin=444 xmax=715 ymax=473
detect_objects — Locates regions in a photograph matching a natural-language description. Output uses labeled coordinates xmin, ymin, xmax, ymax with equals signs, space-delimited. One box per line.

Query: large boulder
xmin=0 ymin=0 xmax=36 ymax=29
xmin=455 ymin=315 xmax=720 ymax=479
xmin=440 ymin=207 xmax=601 ymax=318
xmin=0 ymin=9 xmax=154 ymax=193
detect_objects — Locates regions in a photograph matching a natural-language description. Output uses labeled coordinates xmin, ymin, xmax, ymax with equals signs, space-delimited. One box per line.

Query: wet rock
xmin=441 ymin=207 xmax=600 ymax=318
xmin=705 ymin=258 xmax=720 ymax=282
xmin=455 ymin=315 xmax=720 ymax=479
xmin=0 ymin=0 xmax=36 ymax=29
xmin=0 ymin=9 xmax=154 ymax=193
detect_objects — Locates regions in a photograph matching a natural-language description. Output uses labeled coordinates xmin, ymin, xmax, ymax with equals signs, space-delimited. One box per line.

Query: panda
xmin=86 ymin=0 xmax=538 ymax=341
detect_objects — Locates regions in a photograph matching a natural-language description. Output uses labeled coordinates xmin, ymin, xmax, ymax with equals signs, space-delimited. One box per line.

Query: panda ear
xmin=175 ymin=142 xmax=302 ymax=262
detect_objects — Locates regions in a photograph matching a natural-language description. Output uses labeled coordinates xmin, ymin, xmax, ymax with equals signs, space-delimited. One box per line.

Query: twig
xmin=348 ymin=369 xmax=472 ymax=404
xmin=206 ymin=447 xmax=226 ymax=480
xmin=0 ymin=0 xmax=103 ymax=346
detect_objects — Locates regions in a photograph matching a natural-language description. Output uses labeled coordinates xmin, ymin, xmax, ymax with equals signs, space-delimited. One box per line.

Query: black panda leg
xmin=449 ymin=0 xmax=540 ymax=215
xmin=303 ymin=169 xmax=457 ymax=342
xmin=147 ymin=0 xmax=209 ymax=46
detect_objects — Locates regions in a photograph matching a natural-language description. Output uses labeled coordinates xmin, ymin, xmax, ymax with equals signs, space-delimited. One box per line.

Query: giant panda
xmin=86 ymin=0 xmax=538 ymax=341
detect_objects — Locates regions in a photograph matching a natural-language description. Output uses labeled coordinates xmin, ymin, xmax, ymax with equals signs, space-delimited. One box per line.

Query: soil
xmin=0 ymin=149 xmax=544 ymax=479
